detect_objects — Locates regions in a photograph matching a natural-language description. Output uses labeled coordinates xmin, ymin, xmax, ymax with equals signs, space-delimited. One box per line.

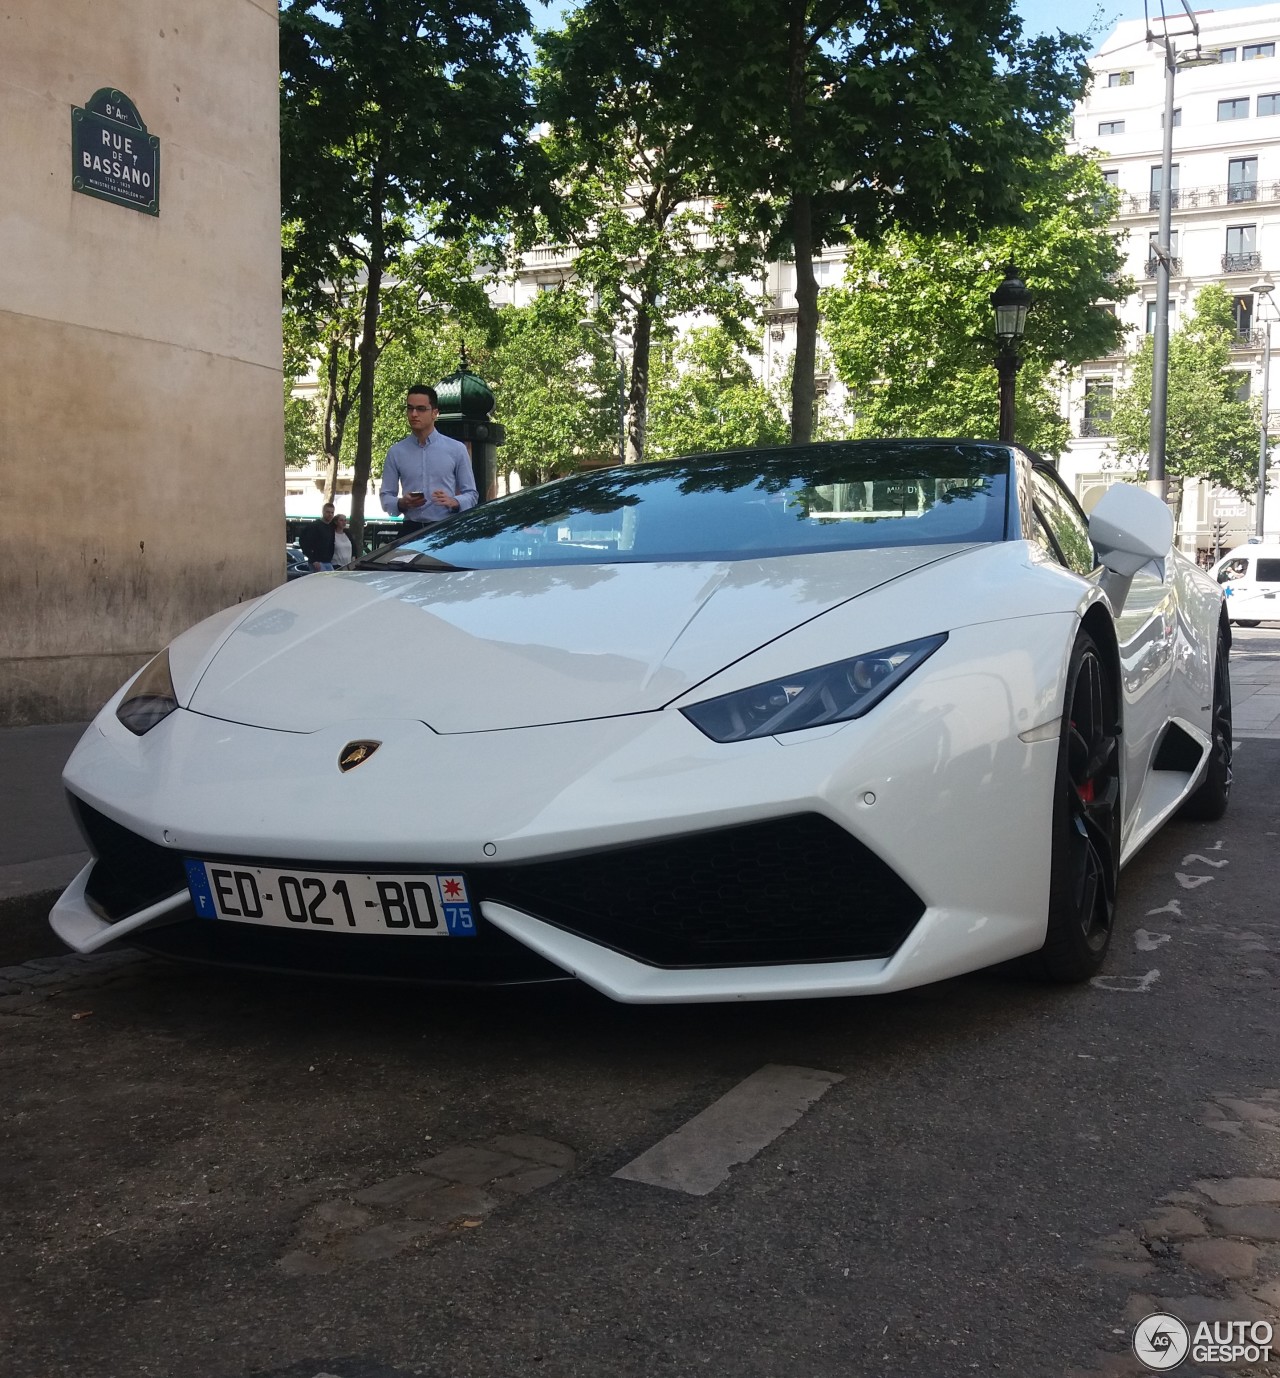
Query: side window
xmin=1030 ymin=469 xmax=1096 ymax=575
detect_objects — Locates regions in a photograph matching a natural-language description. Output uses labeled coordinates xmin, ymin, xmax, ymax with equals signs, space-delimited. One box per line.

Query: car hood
xmin=186 ymin=546 xmax=975 ymax=733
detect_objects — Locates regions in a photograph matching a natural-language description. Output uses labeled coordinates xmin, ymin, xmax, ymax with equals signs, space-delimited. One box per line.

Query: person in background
xmin=331 ymin=512 xmax=354 ymax=568
xmin=379 ymin=385 xmax=477 ymax=534
xmin=299 ymin=502 xmax=337 ymax=571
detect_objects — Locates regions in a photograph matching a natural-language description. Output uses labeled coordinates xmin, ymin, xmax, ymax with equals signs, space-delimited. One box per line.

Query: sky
xmin=1016 ymin=0 xmax=1280 ymax=43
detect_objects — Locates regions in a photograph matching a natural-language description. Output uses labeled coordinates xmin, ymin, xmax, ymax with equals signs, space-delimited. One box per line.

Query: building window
xmin=1219 ymin=97 xmax=1251 ymax=120
xmin=1147 ymin=230 xmax=1180 ymax=275
xmin=1082 ymin=378 xmax=1114 ymax=438
xmin=1102 ymin=168 xmax=1120 ymax=187
xmin=1231 ymin=372 xmax=1252 ymax=402
xmin=1261 ymin=92 xmax=1280 ymax=115
xmin=1224 ymin=224 xmax=1260 ymax=273
xmin=1234 ymin=294 xmax=1256 ymax=336
xmin=1229 ymin=156 xmax=1260 ymax=202
xmin=1098 ymin=120 xmax=1125 ymax=135
xmin=1244 ymin=42 xmax=1275 ymax=60
xmin=1162 ymin=107 xmax=1182 ymax=128
xmin=1218 ymin=47 xmax=1238 ymax=63
xmin=1149 ymin=162 xmax=1180 ymax=210
xmin=1146 ymin=300 xmax=1175 ymax=334
xmin=1107 ymin=70 xmax=1135 ymax=86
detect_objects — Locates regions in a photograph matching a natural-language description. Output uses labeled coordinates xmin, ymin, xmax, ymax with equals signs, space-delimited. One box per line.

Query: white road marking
xmin=1146 ymin=899 xmax=1183 ymax=917
xmin=613 ymin=1063 xmax=843 ymax=1197
xmin=1176 ymin=873 xmax=1215 ymax=890
xmin=1134 ymin=929 xmax=1171 ymax=951
xmin=1180 ymin=853 xmax=1230 ymax=869
xmin=1091 ymin=969 xmax=1161 ymax=993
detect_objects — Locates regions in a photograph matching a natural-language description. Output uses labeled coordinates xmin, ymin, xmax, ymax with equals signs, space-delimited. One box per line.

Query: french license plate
xmin=183 ymin=860 xmax=475 ymax=936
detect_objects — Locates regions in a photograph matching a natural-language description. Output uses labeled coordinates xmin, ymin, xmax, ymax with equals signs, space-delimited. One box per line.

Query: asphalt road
xmin=4 ymin=648 xmax=1280 ymax=1378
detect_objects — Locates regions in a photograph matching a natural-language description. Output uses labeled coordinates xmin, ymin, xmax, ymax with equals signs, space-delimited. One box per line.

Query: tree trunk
xmin=348 ymin=178 xmax=385 ymax=557
xmin=789 ymin=192 xmax=819 ymax=445
xmin=785 ymin=3 xmax=817 ymax=446
xmin=626 ymin=306 xmax=653 ymax=464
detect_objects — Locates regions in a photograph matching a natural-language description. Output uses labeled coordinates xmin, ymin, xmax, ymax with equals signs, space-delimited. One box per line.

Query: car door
xmin=1029 ymin=468 xmax=1174 ymax=839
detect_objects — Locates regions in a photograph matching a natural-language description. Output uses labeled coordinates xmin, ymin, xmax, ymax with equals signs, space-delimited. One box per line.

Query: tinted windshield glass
xmin=365 ymin=441 xmax=1012 ymax=570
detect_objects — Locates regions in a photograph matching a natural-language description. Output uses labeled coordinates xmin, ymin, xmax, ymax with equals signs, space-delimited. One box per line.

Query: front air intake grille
xmin=70 ymin=796 xmax=188 ymax=919
xmin=480 ymin=813 xmax=923 ymax=968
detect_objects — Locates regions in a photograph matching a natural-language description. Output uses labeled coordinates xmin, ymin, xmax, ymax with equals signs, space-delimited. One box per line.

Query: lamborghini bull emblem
xmin=339 ymin=740 xmax=381 ymax=773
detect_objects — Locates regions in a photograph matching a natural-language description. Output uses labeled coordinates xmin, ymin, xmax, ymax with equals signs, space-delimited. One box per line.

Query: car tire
xmin=1037 ymin=632 xmax=1121 ymax=983
xmin=1234 ymin=619 xmax=1261 ymax=628
xmin=1180 ymin=625 xmax=1233 ymax=822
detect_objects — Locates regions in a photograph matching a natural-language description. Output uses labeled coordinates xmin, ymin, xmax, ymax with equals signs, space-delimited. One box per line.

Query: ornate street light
xmin=990 ymin=263 xmax=1031 ymax=444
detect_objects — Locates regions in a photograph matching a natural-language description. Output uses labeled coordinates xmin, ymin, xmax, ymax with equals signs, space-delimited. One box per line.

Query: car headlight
xmin=681 ymin=633 xmax=948 ymax=742
xmin=115 ymin=649 xmax=179 ymax=736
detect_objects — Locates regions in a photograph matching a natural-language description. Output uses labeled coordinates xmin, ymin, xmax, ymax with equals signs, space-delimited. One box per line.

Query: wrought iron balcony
xmin=1144 ymin=256 xmax=1183 ymax=277
xmin=1080 ymin=416 xmax=1113 ymax=438
xmin=1118 ymin=182 xmax=1280 ymax=215
xmin=1223 ymin=252 xmax=1263 ymax=273
xmin=1231 ymin=328 xmax=1267 ymax=348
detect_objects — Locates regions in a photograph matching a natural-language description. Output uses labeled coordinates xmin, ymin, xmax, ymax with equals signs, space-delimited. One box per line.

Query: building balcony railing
xmin=521 ymin=244 xmax=577 ymax=267
xmin=1223 ymin=252 xmax=1263 ymax=273
xmin=1144 ymin=256 xmax=1183 ymax=276
xmin=1080 ymin=416 xmax=1113 ymax=438
xmin=1231 ymin=327 xmax=1267 ymax=348
xmin=1119 ymin=182 xmax=1278 ymax=215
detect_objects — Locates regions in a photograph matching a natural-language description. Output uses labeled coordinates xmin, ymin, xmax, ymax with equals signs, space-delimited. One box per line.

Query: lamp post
xmin=1252 ymin=278 xmax=1275 ymax=538
xmin=991 ymin=263 xmax=1031 ymax=444
xmin=1147 ymin=3 xmax=1216 ymax=500
xmin=580 ymin=319 xmax=627 ymax=464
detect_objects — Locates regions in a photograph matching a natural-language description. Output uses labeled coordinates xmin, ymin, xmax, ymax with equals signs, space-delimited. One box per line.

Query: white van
xmin=1210 ymin=542 xmax=1280 ymax=625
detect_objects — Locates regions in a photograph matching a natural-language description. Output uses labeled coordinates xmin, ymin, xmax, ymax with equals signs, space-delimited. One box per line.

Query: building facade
xmin=1062 ymin=3 xmax=1280 ymax=553
xmin=1 ymin=0 xmax=283 ymax=726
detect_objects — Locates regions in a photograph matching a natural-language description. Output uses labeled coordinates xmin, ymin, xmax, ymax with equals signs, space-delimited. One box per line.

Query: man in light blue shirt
xmin=379 ymin=385 xmax=479 ymax=531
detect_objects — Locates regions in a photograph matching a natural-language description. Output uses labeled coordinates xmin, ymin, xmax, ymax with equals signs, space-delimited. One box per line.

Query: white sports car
xmin=51 ymin=441 xmax=1231 ymax=1002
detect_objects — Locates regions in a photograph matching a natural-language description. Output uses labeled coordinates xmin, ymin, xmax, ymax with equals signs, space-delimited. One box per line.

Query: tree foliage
xmin=485 ymin=287 xmax=622 ymax=483
xmin=280 ymin=0 xmax=538 ymax=547
xmin=542 ymin=1 xmax=1091 ymax=445
xmin=646 ymin=328 xmax=788 ymax=459
xmin=1110 ymin=284 xmax=1260 ymax=497
xmin=821 ymin=151 xmax=1129 ymax=454
xmin=533 ymin=12 xmax=762 ymax=463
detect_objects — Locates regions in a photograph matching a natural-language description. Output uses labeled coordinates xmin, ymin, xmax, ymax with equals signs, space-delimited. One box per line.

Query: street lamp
xmin=579 ymin=319 xmax=627 ymax=465
xmin=1147 ymin=2 xmax=1217 ymax=500
xmin=1251 ymin=277 xmax=1275 ymax=538
xmin=990 ymin=263 xmax=1031 ymax=444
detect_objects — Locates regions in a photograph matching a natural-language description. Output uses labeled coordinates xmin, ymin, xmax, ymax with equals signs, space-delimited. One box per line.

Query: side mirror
xmin=1088 ymin=483 xmax=1174 ymax=577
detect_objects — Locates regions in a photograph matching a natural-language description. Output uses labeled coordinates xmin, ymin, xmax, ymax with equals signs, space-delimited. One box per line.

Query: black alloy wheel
xmin=1038 ymin=632 xmax=1121 ymax=982
xmin=1181 ymin=624 xmax=1233 ymax=822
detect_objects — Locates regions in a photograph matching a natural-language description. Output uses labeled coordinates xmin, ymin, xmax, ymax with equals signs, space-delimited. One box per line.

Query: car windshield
xmin=364 ymin=440 xmax=1013 ymax=570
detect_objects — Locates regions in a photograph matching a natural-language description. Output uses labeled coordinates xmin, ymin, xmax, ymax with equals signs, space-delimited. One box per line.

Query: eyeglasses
xmin=406 ymin=403 xmax=435 ymax=413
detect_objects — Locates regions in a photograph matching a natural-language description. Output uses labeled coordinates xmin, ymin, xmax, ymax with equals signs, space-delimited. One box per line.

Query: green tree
xmin=646 ymin=327 xmax=788 ymax=459
xmin=534 ymin=12 xmax=762 ymax=462
xmin=557 ymin=1 xmax=1091 ymax=445
xmin=1110 ymin=284 xmax=1259 ymax=504
xmin=821 ymin=151 xmax=1129 ymax=454
xmin=485 ymin=287 xmax=621 ymax=483
xmin=280 ymin=0 xmax=538 ymax=549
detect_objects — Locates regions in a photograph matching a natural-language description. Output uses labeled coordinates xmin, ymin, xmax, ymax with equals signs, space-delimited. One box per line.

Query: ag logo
xmin=1133 ymin=1313 xmax=1191 ymax=1370
xmin=338 ymin=740 xmax=381 ymax=773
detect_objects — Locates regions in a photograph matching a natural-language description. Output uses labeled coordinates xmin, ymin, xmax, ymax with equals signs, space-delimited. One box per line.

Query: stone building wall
xmin=0 ymin=0 xmax=282 ymax=724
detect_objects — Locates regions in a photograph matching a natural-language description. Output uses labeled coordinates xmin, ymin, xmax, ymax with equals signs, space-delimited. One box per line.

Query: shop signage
xmin=71 ymin=89 xmax=159 ymax=215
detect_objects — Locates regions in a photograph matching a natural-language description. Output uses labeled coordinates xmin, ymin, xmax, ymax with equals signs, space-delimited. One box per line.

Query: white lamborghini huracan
xmin=51 ymin=441 xmax=1231 ymax=1002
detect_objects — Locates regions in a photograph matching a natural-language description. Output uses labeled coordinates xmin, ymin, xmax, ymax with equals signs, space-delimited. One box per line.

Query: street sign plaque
xmin=71 ymin=89 xmax=159 ymax=216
